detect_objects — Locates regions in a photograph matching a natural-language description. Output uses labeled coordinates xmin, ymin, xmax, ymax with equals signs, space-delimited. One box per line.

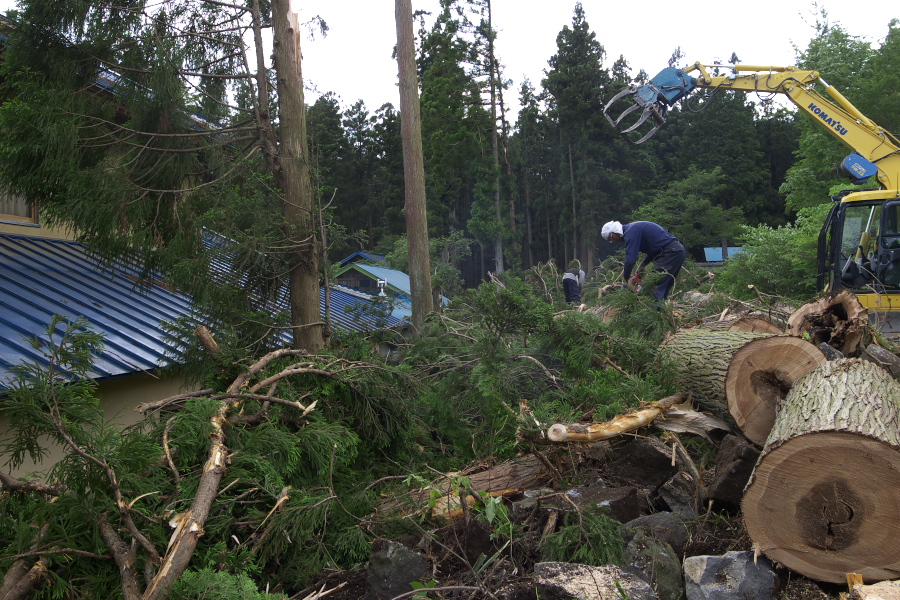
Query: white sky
xmin=294 ymin=0 xmax=896 ymax=118
xmin=1 ymin=0 xmax=895 ymax=120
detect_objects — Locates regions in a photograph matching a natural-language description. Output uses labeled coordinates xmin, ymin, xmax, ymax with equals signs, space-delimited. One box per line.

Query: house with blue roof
xmin=335 ymin=258 xmax=448 ymax=312
xmin=0 ymin=229 xmax=410 ymax=477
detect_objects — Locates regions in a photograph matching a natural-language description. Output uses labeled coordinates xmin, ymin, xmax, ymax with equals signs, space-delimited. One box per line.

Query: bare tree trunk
xmin=272 ymin=3 xmax=323 ymax=351
xmin=395 ymin=0 xmax=433 ymax=332
xmin=486 ymin=0 xmax=504 ymax=274
xmin=524 ymin=173 xmax=533 ymax=267
xmin=568 ymin=144 xmax=577 ymax=260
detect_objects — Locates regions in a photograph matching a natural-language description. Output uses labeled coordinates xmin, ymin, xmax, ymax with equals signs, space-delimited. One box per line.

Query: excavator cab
xmin=819 ymin=195 xmax=900 ymax=333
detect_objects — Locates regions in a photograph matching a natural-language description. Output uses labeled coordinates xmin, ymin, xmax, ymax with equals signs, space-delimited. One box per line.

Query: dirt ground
xmin=292 ymin=511 xmax=844 ymax=600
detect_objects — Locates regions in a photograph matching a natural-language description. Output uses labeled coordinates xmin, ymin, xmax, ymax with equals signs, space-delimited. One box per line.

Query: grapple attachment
xmin=603 ymin=67 xmax=699 ymax=144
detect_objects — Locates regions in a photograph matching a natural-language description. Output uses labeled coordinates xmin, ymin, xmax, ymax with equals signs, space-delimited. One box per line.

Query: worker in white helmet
xmin=601 ymin=220 xmax=686 ymax=302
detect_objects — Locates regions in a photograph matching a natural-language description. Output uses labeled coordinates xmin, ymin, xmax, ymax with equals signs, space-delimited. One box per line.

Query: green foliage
xmin=539 ymin=510 xmax=627 ymax=566
xmin=630 ymin=167 xmax=745 ymax=257
xmin=715 ymin=204 xmax=828 ymax=301
xmin=168 ymin=569 xmax=286 ymax=600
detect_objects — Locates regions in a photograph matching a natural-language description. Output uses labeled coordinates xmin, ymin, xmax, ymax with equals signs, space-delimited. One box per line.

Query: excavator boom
xmin=604 ymin=59 xmax=900 ymax=333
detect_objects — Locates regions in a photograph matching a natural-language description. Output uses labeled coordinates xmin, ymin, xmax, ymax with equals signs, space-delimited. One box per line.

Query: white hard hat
xmin=601 ymin=221 xmax=623 ymax=240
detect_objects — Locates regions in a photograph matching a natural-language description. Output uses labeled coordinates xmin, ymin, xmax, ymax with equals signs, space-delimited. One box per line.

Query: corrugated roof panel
xmin=0 ymin=234 xmax=407 ymax=389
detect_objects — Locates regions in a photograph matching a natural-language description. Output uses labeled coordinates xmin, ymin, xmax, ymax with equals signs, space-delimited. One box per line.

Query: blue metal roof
xmin=703 ymin=247 xmax=744 ymax=262
xmin=339 ymin=251 xmax=387 ymax=268
xmin=0 ymin=234 xmax=191 ymax=388
xmin=337 ymin=263 xmax=449 ymax=307
xmin=0 ymin=234 xmax=406 ymax=389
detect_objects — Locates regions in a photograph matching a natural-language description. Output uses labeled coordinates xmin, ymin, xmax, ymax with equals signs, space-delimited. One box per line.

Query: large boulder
xmin=365 ymin=540 xmax=428 ymax=600
xmin=531 ymin=562 xmax=659 ymax=600
xmin=683 ymin=551 xmax=779 ymax=600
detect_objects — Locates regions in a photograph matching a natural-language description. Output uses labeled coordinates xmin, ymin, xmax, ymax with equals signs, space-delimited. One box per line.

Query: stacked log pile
xmin=547 ymin=290 xmax=900 ymax=585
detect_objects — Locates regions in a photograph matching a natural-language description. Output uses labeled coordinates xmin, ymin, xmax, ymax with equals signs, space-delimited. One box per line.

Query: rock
xmin=365 ymin=540 xmax=428 ymax=600
xmin=623 ymin=528 xmax=683 ymax=600
xmin=561 ymin=485 xmax=641 ymax=523
xmin=532 ymin=562 xmax=659 ymax=600
xmin=707 ymin=435 xmax=760 ymax=508
xmin=624 ymin=512 xmax=691 ymax=557
xmin=683 ymin=551 xmax=779 ymax=600
xmin=819 ymin=342 xmax=845 ymax=361
xmin=851 ymin=580 xmax=900 ymax=600
xmin=606 ymin=437 xmax=679 ymax=491
xmin=514 ymin=485 xmax=642 ymax=524
xmin=657 ymin=471 xmax=701 ymax=518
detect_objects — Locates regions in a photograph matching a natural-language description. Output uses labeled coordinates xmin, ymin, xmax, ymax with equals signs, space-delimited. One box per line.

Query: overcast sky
xmin=294 ymin=0 xmax=895 ymax=118
xmin=1 ymin=0 xmax=895 ymax=120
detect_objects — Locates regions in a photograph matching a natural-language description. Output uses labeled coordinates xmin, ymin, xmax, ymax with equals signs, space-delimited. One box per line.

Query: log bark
xmin=742 ymin=358 xmax=900 ymax=584
xmin=377 ymin=455 xmax=553 ymax=517
xmin=725 ymin=335 xmax=826 ymax=446
xmin=788 ymin=289 xmax=871 ymax=357
xmin=695 ymin=316 xmax=783 ymax=334
xmin=662 ymin=329 xmax=772 ymax=421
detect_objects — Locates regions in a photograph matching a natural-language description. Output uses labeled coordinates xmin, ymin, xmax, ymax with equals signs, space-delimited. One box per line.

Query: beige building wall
xmin=1 ymin=371 xmax=196 ymax=480
xmin=0 ymin=219 xmax=75 ymax=240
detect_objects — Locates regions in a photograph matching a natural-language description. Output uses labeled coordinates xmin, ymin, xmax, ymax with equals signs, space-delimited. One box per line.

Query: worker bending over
xmin=601 ymin=220 xmax=686 ymax=302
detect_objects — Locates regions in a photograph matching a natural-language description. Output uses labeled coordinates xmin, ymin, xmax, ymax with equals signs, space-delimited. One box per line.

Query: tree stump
xmin=788 ymin=289 xmax=871 ymax=357
xmin=742 ymin=359 xmax=900 ymax=583
xmin=663 ymin=330 xmax=824 ymax=445
xmin=725 ymin=335 xmax=826 ymax=446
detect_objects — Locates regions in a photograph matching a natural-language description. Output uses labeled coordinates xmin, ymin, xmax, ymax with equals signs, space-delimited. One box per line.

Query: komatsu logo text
xmin=808 ymin=103 xmax=849 ymax=135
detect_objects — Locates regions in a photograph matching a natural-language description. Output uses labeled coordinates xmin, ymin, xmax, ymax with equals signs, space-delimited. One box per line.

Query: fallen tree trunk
xmin=696 ymin=315 xmax=783 ymax=334
xmin=663 ymin=329 xmax=825 ymax=444
xmin=547 ymin=392 xmax=688 ymax=442
xmin=743 ymin=358 xmax=900 ymax=584
xmin=662 ymin=329 xmax=771 ymax=421
xmin=377 ymin=455 xmax=554 ymax=518
xmin=788 ymin=289 xmax=871 ymax=357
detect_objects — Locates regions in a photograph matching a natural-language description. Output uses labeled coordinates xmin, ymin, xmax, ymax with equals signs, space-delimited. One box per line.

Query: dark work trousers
xmin=563 ymin=278 xmax=581 ymax=303
xmin=651 ymin=239 xmax=687 ymax=301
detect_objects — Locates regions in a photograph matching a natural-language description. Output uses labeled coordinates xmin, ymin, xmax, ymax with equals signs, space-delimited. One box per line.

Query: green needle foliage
xmin=539 ymin=510 xmax=627 ymax=567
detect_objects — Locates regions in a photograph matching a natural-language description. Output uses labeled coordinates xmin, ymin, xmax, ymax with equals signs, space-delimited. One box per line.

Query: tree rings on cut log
xmin=743 ymin=359 xmax=900 ymax=583
xmin=725 ymin=336 xmax=826 ymax=446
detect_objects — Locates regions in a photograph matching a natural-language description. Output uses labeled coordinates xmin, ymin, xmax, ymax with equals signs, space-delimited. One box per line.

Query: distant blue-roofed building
xmin=338 ymin=251 xmax=388 ymax=269
xmin=703 ymin=247 xmax=744 ymax=262
xmin=335 ymin=262 xmax=448 ymax=308
xmin=0 ymin=233 xmax=406 ymax=391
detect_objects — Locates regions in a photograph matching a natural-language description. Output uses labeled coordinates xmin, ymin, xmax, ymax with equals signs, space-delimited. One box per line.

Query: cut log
xmin=663 ymin=329 xmax=825 ymax=444
xmin=695 ymin=316 xmax=783 ymax=334
xmin=725 ymin=335 xmax=826 ymax=446
xmin=742 ymin=358 xmax=900 ymax=584
xmin=787 ymin=289 xmax=871 ymax=357
xmin=662 ymin=329 xmax=772 ymax=421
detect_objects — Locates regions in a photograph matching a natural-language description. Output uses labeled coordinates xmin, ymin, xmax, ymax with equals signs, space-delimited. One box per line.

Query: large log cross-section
xmin=743 ymin=358 xmax=900 ymax=583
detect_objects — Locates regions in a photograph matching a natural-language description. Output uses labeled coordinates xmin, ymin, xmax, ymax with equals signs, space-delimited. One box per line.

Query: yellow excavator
xmin=604 ymin=62 xmax=900 ymax=332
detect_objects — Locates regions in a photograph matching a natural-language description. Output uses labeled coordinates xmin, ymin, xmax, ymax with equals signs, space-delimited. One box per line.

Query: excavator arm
xmin=604 ymin=62 xmax=900 ymax=193
xmin=605 ymin=61 xmax=900 ymax=332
